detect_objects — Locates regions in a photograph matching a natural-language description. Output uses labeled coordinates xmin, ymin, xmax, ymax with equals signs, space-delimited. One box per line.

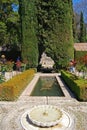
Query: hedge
xmin=0 ymin=69 xmax=36 ymax=101
xmin=61 ymin=70 xmax=87 ymax=101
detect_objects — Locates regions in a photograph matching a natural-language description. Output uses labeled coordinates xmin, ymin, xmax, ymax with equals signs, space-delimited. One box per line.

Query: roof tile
xmin=74 ymin=43 xmax=87 ymax=51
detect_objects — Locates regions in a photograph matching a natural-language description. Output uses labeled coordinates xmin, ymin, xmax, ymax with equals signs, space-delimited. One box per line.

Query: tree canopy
xmin=19 ymin=0 xmax=39 ymax=68
xmin=0 ymin=0 xmax=20 ymax=49
xmin=36 ymin=0 xmax=74 ymax=68
xmin=0 ymin=0 xmax=74 ymax=69
xmin=79 ymin=12 xmax=86 ymax=42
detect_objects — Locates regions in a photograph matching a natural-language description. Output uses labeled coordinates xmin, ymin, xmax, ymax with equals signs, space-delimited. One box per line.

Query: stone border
xmin=19 ymin=73 xmax=74 ymax=100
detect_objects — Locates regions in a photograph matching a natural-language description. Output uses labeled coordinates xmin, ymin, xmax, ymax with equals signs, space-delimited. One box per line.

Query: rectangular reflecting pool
xmin=30 ymin=76 xmax=65 ymax=96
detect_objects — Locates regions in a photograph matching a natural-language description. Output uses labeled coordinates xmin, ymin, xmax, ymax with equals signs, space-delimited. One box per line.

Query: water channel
xmin=30 ymin=76 xmax=64 ymax=96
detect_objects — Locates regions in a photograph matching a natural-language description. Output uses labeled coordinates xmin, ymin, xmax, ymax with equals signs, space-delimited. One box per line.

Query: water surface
xmin=30 ymin=76 xmax=64 ymax=96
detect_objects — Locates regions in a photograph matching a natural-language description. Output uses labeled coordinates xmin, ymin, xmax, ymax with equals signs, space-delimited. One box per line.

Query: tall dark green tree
xmin=19 ymin=0 xmax=38 ymax=68
xmin=0 ymin=21 xmax=7 ymax=45
xmin=0 ymin=0 xmax=20 ymax=48
xmin=36 ymin=0 xmax=74 ymax=68
xmin=79 ymin=12 xmax=86 ymax=42
xmin=72 ymin=13 xmax=78 ymax=42
xmin=72 ymin=0 xmax=78 ymax=42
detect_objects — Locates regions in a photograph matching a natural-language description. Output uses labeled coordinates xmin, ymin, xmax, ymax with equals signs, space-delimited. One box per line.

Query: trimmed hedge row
xmin=61 ymin=70 xmax=87 ymax=101
xmin=0 ymin=69 xmax=36 ymax=101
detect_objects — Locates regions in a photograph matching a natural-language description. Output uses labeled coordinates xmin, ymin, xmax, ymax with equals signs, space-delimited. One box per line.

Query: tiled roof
xmin=74 ymin=43 xmax=87 ymax=51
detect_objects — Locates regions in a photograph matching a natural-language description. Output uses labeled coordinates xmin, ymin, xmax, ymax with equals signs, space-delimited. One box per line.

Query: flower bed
xmin=0 ymin=69 xmax=36 ymax=101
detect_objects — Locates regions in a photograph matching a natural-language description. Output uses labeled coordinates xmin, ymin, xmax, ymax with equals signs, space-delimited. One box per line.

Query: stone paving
xmin=0 ymin=73 xmax=87 ymax=130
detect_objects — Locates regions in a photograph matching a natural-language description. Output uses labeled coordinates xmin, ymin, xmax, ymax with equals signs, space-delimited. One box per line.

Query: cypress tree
xmin=19 ymin=0 xmax=38 ymax=68
xmin=19 ymin=0 xmax=74 ymax=69
xmin=72 ymin=13 xmax=77 ymax=42
xmin=36 ymin=0 xmax=74 ymax=68
xmin=79 ymin=12 xmax=86 ymax=42
xmin=72 ymin=1 xmax=78 ymax=42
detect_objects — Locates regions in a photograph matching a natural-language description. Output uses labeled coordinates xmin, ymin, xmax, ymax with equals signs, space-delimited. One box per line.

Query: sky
xmin=12 ymin=4 xmax=19 ymax=12
xmin=73 ymin=0 xmax=81 ymax=4
xmin=73 ymin=0 xmax=87 ymax=23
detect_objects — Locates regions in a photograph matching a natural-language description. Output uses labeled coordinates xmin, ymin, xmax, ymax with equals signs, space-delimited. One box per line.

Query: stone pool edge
xmin=19 ymin=73 xmax=74 ymax=100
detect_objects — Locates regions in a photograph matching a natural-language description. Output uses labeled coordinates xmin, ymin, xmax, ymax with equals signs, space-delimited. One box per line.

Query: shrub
xmin=0 ymin=75 xmax=5 ymax=83
xmin=0 ymin=61 xmax=14 ymax=72
xmin=74 ymin=51 xmax=87 ymax=61
xmin=0 ymin=68 xmax=36 ymax=101
xmin=61 ymin=70 xmax=87 ymax=101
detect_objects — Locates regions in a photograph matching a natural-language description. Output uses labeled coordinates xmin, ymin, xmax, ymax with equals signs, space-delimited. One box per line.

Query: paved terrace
xmin=0 ymin=73 xmax=87 ymax=130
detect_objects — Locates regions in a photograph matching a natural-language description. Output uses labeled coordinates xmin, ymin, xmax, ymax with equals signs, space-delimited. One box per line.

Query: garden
xmin=0 ymin=0 xmax=87 ymax=102
xmin=0 ymin=53 xmax=87 ymax=101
